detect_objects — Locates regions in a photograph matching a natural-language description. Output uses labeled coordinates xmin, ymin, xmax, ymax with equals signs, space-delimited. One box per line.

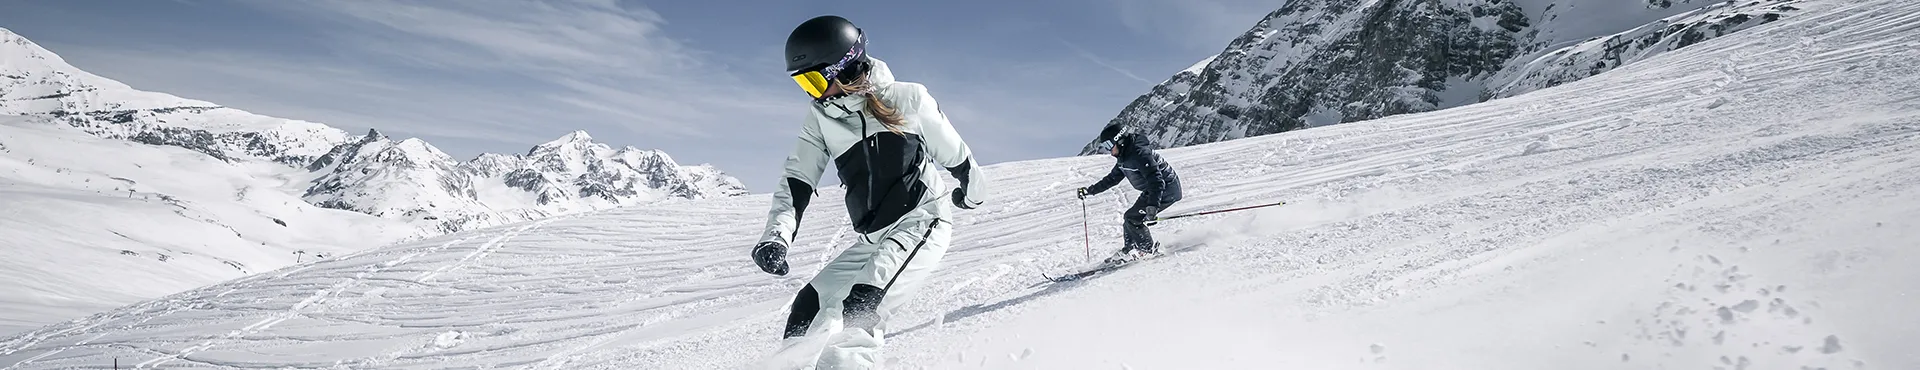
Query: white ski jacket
xmin=760 ymin=58 xmax=987 ymax=247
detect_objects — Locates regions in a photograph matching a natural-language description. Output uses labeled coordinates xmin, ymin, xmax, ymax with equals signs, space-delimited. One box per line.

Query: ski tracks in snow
xmin=881 ymin=1 xmax=1920 ymax=367
xmin=414 ymin=219 xmax=551 ymax=283
xmin=131 ymin=218 xmax=554 ymax=369
xmin=0 ymin=217 xmax=555 ymax=369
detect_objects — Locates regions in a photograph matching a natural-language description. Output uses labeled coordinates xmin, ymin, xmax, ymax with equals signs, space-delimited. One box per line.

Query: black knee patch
xmin=842 ymin=284 xmax=886 ymax=330
xmin=1125 ymin=199 xmax=1155 ymax=225
xmin=783 ymin=285 xmax=820 ymax=338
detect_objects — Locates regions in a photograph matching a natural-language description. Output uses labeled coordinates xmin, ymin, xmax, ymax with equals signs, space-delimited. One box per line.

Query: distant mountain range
xmin=0 ymin=27 xmax=748 ymax=236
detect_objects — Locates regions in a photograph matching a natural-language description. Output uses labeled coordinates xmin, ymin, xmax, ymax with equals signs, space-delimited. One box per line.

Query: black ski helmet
xmin=1097 ymin=124 xmax=1127 ymax=143
xmin=1095 ymin=124 xmax=1129 ymax=155
xmin=784 ymin=15 xmax=868 ymax=81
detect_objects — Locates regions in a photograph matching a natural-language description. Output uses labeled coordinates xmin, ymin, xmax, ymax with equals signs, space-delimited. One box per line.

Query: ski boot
xmin=1101 ymin=247 xmax=1137 ymax=265
xmin=1101 ymin=242 xmax=1162 ymax=265
xmin=1137 ymin=242 xmax=1163 ymax=255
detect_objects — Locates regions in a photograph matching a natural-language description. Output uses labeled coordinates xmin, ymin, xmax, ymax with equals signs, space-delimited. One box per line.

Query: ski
xmin=1041 ymin=251 xmax=1164 ymax=283
xmin=1042 ymin=261 xmax=1127 ymax=282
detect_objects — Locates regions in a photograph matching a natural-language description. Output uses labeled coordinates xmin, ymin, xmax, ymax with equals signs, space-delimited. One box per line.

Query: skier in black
xmin=1077 ymin=124 xmax=1181 ymax=262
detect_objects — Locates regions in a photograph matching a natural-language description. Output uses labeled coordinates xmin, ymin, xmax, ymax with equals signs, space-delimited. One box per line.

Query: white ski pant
xmin=784 ymin=212 xmax=951 ymax=369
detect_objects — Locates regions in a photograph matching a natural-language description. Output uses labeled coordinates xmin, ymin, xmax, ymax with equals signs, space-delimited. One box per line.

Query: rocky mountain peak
xmin=1082 ymin=0 xmax=1797 ymax=154
xmin=558 ymin=129 xmax=593 ymax=144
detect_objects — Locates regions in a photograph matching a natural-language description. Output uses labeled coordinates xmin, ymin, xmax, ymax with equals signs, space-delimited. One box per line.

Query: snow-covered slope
xmin=0 ymin=27 xmax=747 ymax=333
xmin=1084 ymin=0 xmax=1807 ymax=154
xmin=1488 ymin=0 xmax=1807 ymax=98
xmin=4 ymin=0 xmax=1918 ymax=368
xmin=0 ymin=115 xmax=415 ymax=336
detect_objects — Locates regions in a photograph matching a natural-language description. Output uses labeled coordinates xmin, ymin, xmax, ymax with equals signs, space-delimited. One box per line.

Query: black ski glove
xmin=952 ymin=187 xmax=977 ymax=210
xmin=1075 ymin=187 xmax=1088 ymax=200
xmin=752 ymin=241 xmax=789 ymax=276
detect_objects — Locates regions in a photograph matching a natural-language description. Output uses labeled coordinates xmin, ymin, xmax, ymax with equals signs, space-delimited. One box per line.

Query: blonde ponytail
xmin=841 ymin=76 xmax=907 ymax=135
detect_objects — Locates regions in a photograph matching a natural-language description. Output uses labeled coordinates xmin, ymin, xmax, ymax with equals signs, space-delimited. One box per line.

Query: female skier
xmin=749 ymin=15 xmax=988 ymax=369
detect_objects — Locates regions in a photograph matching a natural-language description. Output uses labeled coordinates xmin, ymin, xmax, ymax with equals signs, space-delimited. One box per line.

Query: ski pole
xmin=1145 ymin=201 xmax=1287 ymax=226
xmin=1080 ymin=196 xmax=1091 ymax=262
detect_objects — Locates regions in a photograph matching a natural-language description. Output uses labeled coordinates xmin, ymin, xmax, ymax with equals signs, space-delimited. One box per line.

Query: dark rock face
xmin=1083 ymin=0 xmax=1804 ymax=154
xmin=1083 ymin=0 xmax=1527 ymax=154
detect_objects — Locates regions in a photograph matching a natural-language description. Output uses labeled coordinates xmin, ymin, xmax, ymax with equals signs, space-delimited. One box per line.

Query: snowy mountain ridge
xmin=1486 ymin=0 xmax=1808 ymax=98
xmin=1 ymin=28 xmax=350 ymax=165
xmin=303 ymin=128 xmax=749 ymax=234
xmin=1085 ymin=0 xmax=1808 ymax=154
xmin=0 ymin=26 xmax=748 ymax=236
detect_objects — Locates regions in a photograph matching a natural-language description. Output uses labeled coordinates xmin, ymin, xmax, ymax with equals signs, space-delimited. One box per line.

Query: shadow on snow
xmin=893 ymin=242 xmax=1210 ymax=338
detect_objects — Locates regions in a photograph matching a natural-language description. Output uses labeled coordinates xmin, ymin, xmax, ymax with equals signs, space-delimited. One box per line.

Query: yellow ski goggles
xmin=791 ymin=69 xmax=832 ymax=99
xmin=790 ymin=48 xmax=866 ymax=100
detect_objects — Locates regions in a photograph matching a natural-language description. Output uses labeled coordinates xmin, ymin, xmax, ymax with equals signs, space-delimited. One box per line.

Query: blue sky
xmin=0 ymin=0 xmax=1276 ymax=191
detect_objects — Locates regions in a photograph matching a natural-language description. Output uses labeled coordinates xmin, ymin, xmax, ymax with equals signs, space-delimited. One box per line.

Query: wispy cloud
xmin=55 ymin=45 xmax=548 ymax=143
xmin=204 ymin=0 xmax=798 ymax=162
xmin=1114 ymin=0 xmax=1276 ymax=53
xmin=275 ymin=0 xmax=698 ymax=76
xmin=35 ymin=0 xmax=805 ymax=186
xmin=1056 ymin=38 xmax=1155 ymax=84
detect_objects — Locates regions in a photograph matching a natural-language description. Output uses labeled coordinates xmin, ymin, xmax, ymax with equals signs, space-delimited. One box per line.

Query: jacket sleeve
xmin=912 ymin=85 xmax=987 ymax=207
xmin=1085 ymin=166 xmax=1123 ymax=196
xmin=760 ymin=116 xmax=831 ymax=246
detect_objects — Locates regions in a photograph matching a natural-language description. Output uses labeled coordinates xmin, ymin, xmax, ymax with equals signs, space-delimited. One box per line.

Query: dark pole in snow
xmin=1145 ymin=201 xmax=1288 ymax=226
xmin=1080 ymin=197 xmax=1091 ymax=262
